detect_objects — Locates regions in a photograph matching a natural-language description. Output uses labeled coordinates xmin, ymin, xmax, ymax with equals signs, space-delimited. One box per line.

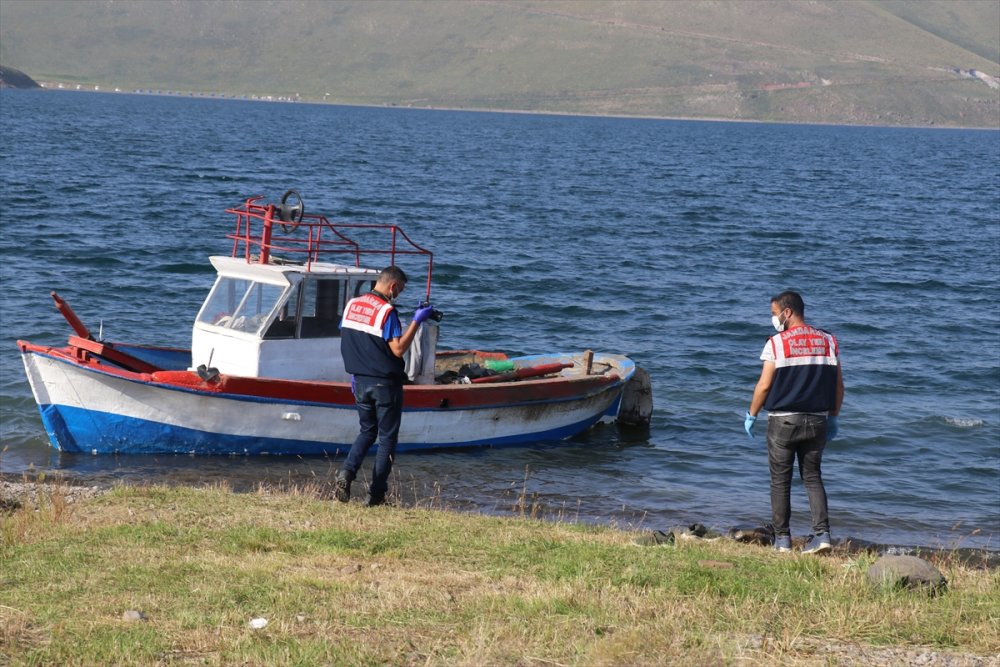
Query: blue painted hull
xmin=36 ymin=402 xmax=609 ymax=456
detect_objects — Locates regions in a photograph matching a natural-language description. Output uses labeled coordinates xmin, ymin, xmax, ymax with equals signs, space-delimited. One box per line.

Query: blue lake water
xmin=1 ymin=90 xmax=998 ymax=550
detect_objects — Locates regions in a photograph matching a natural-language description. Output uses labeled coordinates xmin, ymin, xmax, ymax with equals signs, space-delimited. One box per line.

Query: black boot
xmin=334 ymin=470 xmax=353 ymax=503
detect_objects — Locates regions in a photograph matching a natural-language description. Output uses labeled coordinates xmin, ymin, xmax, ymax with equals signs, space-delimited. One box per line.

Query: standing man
xmin=745 ymin=291 xmax=843 ymax=554
xmin=336 ymin=266 xmax=435 ymax=507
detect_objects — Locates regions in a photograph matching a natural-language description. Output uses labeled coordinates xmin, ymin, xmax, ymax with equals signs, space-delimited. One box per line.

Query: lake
xmin=1 ymin=90 xmax=997 ymax=550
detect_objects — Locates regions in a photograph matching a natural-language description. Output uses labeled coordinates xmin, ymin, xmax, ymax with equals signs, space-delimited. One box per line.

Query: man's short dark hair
xmin=771 ymin=290 xmax=805 ymax=316
xmin=379 ymin=265 xmax=408 ymax=285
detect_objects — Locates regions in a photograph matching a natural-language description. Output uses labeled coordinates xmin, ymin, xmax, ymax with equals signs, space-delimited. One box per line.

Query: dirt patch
xmin=1 ymin=478 xmax=111 ymax=512
xmin=739 ymin=634 xmax=1000 ymax=667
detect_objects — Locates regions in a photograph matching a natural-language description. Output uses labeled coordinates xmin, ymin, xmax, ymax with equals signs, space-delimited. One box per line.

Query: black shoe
xmin=334 ymin=472 xmax=353 ymax=503
xmin=364 ymin=494 xmax=386 ymax=507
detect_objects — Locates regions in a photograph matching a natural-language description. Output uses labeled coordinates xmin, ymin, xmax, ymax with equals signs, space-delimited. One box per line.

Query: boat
xmin=17 ymin=191 xmax=652 ymax=456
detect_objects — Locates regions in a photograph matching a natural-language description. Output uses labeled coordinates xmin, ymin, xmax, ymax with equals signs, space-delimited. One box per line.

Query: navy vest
xmin=762 ymin=325 xmax=840 ymax=413
xmin=340 ymin=292 xmax=406 ymax=381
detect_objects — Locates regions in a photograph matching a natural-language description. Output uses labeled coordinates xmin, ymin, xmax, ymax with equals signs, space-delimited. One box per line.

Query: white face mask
xmin=772 ymin=314 xmax=787 ymax=332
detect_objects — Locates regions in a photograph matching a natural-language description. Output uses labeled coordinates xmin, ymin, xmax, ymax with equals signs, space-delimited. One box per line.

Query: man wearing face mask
xmin=745 ymin=290 xmax=844 ymax=554
xmin=336 ymin=266 xmax=436 ymax=507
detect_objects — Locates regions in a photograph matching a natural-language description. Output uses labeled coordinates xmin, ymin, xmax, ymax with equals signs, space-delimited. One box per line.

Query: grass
xmin=2 ymin=481 xmax=998 ymax=666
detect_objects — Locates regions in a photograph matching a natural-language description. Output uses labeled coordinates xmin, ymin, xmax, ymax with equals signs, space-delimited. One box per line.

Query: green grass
xmin=2 ymin=482 xmax=998 ymax=665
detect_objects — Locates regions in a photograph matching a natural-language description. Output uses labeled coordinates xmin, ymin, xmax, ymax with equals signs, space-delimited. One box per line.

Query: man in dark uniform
xmin=745 ymin=290 xmax=844 ymax=554
xmin=335 ymin=266 xmax=435 ymax=506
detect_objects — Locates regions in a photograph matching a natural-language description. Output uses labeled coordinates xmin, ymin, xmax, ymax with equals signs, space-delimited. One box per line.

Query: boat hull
xmin=19 ymin=344 xmax=631 ymax=455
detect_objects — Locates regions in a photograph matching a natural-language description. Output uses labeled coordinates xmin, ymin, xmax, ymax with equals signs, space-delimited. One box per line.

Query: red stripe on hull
xmin=18 ymin=342 xmax=621 ymax=410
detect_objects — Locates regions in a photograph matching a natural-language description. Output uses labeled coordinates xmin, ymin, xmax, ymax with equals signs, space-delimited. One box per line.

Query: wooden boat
xmin=17 ymin=192 xmax=651 ymax=455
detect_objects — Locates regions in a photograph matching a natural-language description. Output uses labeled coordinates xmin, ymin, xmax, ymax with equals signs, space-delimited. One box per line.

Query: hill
xmin=1 ymin=0 xmax=998 ymax=127
xmin=0 ymin=65 xmax=39 ymax=89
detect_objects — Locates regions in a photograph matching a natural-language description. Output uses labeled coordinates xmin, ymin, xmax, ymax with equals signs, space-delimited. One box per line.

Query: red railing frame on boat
xmin=225 ymin=195 xmax=435 ymax=299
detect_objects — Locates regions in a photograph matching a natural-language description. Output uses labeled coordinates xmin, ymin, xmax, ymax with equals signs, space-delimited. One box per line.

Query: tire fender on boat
xmin=618 ymin=366 xmax=652 ymax=426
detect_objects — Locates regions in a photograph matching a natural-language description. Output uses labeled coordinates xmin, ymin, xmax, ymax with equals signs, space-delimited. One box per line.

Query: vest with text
xmin=763 ymin=325 xmax=839 ymax=413
xmin=340 ymin=293 xmax=405 ymax=381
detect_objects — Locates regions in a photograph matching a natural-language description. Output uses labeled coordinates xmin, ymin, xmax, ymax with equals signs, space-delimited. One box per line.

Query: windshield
xmin=198 ymin=277 xmax=288 ymax=335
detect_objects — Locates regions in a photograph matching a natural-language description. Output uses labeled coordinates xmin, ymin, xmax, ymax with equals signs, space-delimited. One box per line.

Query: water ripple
xmin=1 ymin=90 xmax=997 ymax=549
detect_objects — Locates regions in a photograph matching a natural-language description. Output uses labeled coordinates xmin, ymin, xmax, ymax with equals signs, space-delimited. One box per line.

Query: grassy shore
xmin=2 ymin=481 xmax=997 ymax=666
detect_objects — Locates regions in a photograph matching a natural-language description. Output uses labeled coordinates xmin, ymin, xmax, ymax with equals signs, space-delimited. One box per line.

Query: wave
xmin=942 ymin=416 xmax=986 ymax=429
xmin=869 ymin=278 xmax=951 ymax=291
xmin=158 ymin=262 xmax=210 ymax=274
xmin=3 ymin=90 xmax=999 ymax=551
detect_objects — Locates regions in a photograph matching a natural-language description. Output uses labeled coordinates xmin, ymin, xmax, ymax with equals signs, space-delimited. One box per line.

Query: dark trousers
xmin=340 ymin=376 xmax=403 ymax=501
xmin=767 ymin=413 xmax=830 ymax=537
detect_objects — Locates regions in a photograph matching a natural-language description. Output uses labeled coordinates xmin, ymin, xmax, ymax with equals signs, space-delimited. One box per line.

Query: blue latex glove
xmin=744 ymin=411 xmax=757 ymax=439
xmin=413 ymin=303 xmax=435 ymax=325
xmin=826 ymin=416 xmax=839 ymax=441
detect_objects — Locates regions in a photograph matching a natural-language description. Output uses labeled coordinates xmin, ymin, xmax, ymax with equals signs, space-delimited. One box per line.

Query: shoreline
xmin=4 ymin=474 xmax=997 ymax=568
xmin=14 ymin=83 xmax=999 ymax=132
xmin=4 ymin=478 xmax=998 ymax=665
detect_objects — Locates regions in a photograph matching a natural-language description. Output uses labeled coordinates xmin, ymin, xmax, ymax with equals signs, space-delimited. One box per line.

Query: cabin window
xmin=201 ymin=275 xmax=379 ymax=340
xmin=198 ymin=277 xmax=286 ymax=335
xmin=292 ymin=277 xmax=375 ymax=339
xmin=199 ymin=277 xmax=252 ymax=327
xmin=299 ymin=278 xmax=344 ymax=338
xmin=263 ymin=282 xmax=302 ymax=339
xmin=352 ymin=278 xmax=376 ymax=298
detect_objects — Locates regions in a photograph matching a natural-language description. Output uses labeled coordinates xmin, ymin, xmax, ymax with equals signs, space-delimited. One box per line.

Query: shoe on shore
xmin=773 ymin=535 xmax=792 ymax=552
xmin=334 ymin=471 xmax=353 ymax=503
xmin=802 ymin=532 xmax=832 ymax=554
xmin=364 ymin=494 xmax=386 ymax=507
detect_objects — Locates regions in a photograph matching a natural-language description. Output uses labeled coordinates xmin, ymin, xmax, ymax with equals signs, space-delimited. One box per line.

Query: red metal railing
xmin=225 ymin=195 xmax=435 ymax=298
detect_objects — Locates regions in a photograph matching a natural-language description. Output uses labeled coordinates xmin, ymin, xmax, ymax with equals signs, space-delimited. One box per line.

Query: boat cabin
xmin=191 ymin=257 xmax=383 ymax=382
xmin=189 ymin=193 xmax=438 ymax=383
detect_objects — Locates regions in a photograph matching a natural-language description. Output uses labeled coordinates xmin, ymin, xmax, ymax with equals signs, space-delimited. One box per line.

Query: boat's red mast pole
xmin=259 ymin=205 xmax=275 ymax=265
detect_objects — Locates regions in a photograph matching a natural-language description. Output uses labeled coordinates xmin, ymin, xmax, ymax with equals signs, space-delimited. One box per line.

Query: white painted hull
xmin=21 ymin=349 xmax=629 ymax=455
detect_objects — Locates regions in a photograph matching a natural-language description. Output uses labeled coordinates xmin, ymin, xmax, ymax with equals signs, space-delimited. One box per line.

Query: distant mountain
xmin=1 ymin=0 xmax=997 ymax=127
xmin=0 ymin=65 xmax=39 ymax=89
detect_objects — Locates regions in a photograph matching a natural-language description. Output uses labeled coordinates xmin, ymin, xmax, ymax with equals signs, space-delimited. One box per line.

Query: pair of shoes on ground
xmin=773 ymin=532 xmax=832 ymax=554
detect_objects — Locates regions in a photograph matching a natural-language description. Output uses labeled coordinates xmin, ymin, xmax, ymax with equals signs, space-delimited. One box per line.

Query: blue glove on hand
xmin=413 ymin=303 xmax=435 ymax=325
xmin=826 ymin=416 xmax=839 ymax=441
xmin=744 ymin=411 xmax=757 ymax=439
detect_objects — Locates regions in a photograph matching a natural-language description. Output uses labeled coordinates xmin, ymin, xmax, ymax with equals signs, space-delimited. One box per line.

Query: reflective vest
xmin=340 ymin=293 xmax=405 ymax=381
xmin=762 ymin=325 xmax=839 ymax=414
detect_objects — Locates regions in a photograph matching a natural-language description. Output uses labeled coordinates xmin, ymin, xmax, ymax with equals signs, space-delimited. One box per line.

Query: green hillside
xmin=1 ymin=0 xmax=997 ymax=127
